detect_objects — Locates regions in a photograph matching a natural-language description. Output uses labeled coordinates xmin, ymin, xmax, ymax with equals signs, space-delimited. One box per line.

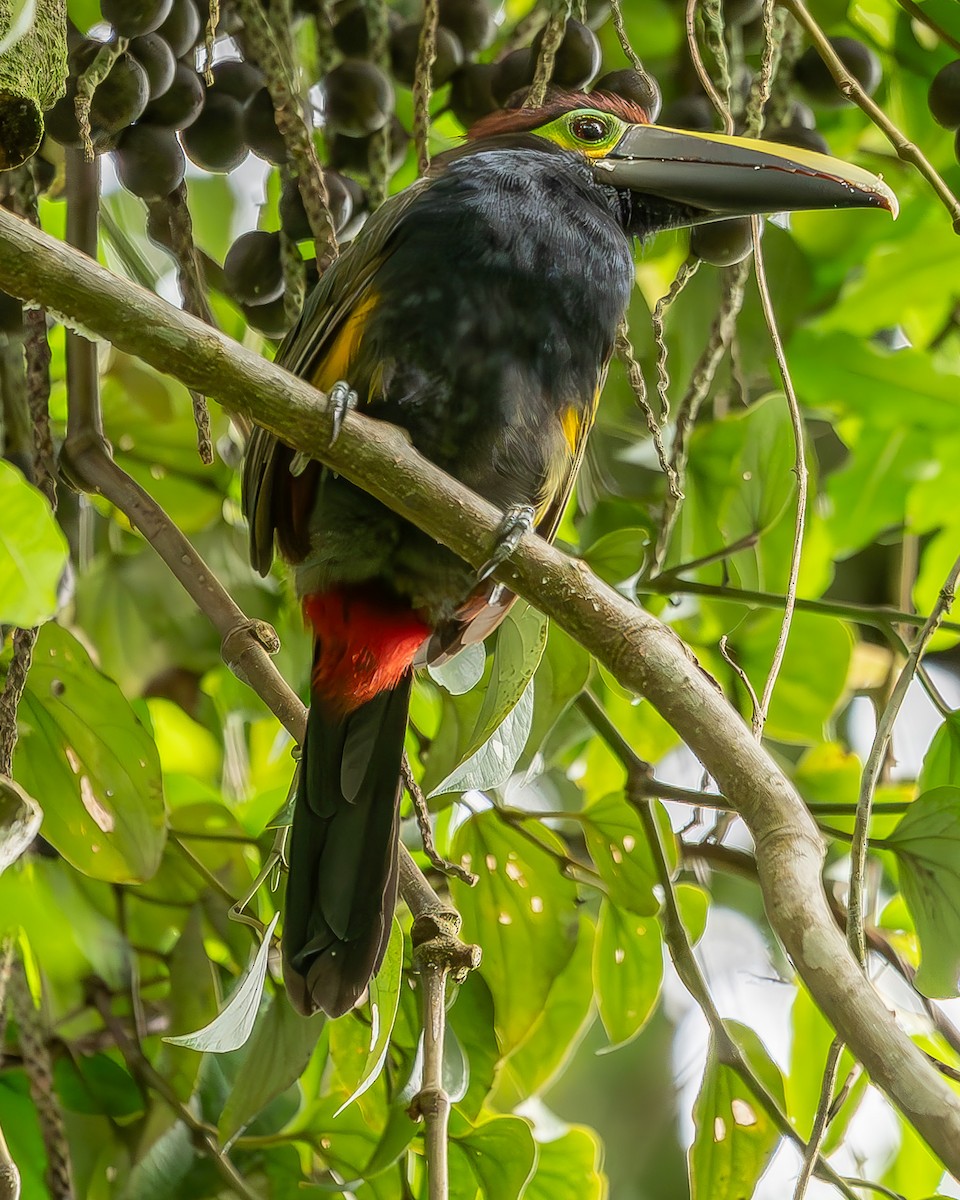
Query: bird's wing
xmin=422 ymin=368 xmax=609 ymax=666
xmin=242 ymin=179 xmax=433 ymax=576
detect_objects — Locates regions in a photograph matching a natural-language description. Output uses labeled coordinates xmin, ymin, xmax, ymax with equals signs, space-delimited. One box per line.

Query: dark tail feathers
xmin=282 ymin=673 xmax=412 ymax=1017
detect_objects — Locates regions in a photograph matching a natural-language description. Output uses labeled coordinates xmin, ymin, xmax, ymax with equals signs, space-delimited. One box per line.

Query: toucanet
xmin=242 ymin=91 xmax=896 ymax=1017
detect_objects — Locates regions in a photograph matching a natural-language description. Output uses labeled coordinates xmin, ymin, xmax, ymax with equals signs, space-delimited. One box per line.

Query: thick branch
xmin=1 ymin=208 xmax=959 ymax=1172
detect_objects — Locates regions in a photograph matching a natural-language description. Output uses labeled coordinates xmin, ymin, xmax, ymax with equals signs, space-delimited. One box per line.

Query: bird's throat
xmin=304 ymin=587 xmax=431 ymax=715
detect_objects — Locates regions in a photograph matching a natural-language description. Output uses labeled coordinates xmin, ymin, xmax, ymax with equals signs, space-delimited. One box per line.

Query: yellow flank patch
xmin=312 ymin=290 xmax=379 ymax=394
xmin=560 ymin=405 xmax=581 ymax=454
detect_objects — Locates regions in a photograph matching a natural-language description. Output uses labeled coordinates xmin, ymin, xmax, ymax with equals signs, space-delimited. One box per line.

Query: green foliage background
xmin=3 ymin=0 xmax=960 ymax=1197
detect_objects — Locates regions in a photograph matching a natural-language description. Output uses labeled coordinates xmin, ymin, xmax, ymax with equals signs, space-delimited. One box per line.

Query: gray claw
xmin=478 ymin=504 xmax=536 ymax=580
xmin=329 ymin=379 xmax=359 ymax=444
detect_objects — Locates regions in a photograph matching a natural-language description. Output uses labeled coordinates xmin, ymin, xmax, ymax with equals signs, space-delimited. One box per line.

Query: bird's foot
xmin=478 ymin=504 xmax=536 ymax=581
xmin=329 ymin=378 xmax=359 ymax=444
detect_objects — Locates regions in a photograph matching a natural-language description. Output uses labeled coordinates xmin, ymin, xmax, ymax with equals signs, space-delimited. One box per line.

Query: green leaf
xmin=219 ymin=993 xmax=325 ymax=1142
xmin=498 ymin=915 xmax=595 ymax=1101
xmin=448 ymin=972 xmax=501 ymax=1120
xmin=918 ymin=712 xmax=960 ymax=792
xmin=0 ymin=460 xmax=68 ymax=626
xmin=53 ymin=1053 xmax=143 ymax=1119
xmin=451 ymin=810 xmax=579 ymax=1053
xmin=525 ymin=1126 xmax=606 ymax=1200
xmin=884 ymin=787 xmax=960 ymax=997
xmin=785 ymin=986 xmax=864 ymax=1148
xmin=333 ymin=919 xmax=404 ymax=1113
xmin=449 ymin=1113 xmax=538 ymax=1200
xmin=432 ymin=680 xmax=534 ymax=797
xmin=582 ymin=794 xmax=675 ymax=915
xmin=428 ymin=643 xmax=486 ymax=695
xmin=583 ymin=527 xmax=649 ymax=585
xmin=14 ymin=622 xmax=166 ymax=883
xmin=165 ymin=912 xmax=279 ymax=1051
xmin=159 ymin=905 xmax=219 ymax=1100
xmin=789 ymin=328 xmax=960 ymax=434
xmin=593 ymin=901 xmax=663 ymax=1051
xmin=689 ymin=1025 xmax=783 ymax=1200
xmin=427 ymin=604 xmax=547 ymax=796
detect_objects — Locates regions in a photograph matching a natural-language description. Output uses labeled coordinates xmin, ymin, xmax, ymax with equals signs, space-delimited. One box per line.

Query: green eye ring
xmin=568 ymin=112 xmax=612 ymax=144
xmin=533 ymin=107 xmax=626 ymax=156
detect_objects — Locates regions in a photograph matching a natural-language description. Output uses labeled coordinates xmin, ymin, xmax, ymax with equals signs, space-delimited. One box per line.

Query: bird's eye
xmin=569 ymin=114 xmax=609 ymax=143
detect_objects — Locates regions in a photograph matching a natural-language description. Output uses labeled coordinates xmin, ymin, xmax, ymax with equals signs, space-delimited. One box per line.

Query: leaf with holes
xmin=593 ymin=900 xmax=663 ymax=1052
xmin=14 ymin=622 xmax=166 ymax=883
xmin=689 ymin=1022 xmax=784 ymax=1200
xmin=581 ymin=794 xmax=675 ymax=916
xmin=451 ymin=810 xmax=579 ymax=1053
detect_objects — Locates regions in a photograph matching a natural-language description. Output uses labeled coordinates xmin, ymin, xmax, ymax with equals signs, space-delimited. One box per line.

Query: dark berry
xmin=243 ymin=87 xmax=287 ymax=163
xmin=157 ymin=0 xmax=202 ymax=57
xmin=660 ymin=94 xmax=715 ymax=131
xmin=328 ymin=114 xmax=408 ymax=175
xmin=323 ymin=60 xmax=395 ymax=138
xmin=332 ymin=5 xmax=402 ymax=57
xmin=210 ymin=58 xmax=265 ymax=102
xmin=690 ymin=218 xmax=756 ymax=266
xmin=438 ymin=0 xmax=494 ymax=53
xmin=129 ymin=33 xmax=177 ymax=100
xmin=794 ymin=38 xmax=881 ymax=106
xmin=115 ymin=122 xmax=185 ymax=198
xmin=242 ymin=292 xmax=293 ymax=338
xmin=102 ymin=0 xmax=174 ymax=38
xmin=390 ymin=23 xmax=464 ymax=88
xmin=531 ymin=19 xmax=601 ymax=89
xmin=224 ymin=230 xmax=284 ymax=305
xmin=593 ymin=68 xmax=662 ymax=121
xmin=449 ymin=62 xmax=498 ymax=127
xmin=141 ymin=60 xmax=205 ymax=128
xmin=46 ymin=52 xmax=150 ymax=148
xmin=766 ymin=120 xmax=830 ymax=156
xmin=491 ymin=49 xmax=535 ymax=106
xmin=181 ymin=92 xmax=248 ymax=171
xmin=279 ymin=171 xmax=354 ymax=241
xmin=929 ymin=60 xmax=960 ymax=130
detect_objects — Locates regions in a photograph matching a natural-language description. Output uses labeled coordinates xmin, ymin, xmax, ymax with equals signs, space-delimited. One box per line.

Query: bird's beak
xmin=592 ymin=123 xmax=898 ymax=221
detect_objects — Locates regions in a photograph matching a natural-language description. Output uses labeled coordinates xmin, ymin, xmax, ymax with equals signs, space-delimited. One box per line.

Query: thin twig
xmin=525 ymin=2 xmax=569 ymax=109
xmin=573 ymin=696 xmax=859 ymax=1200
xmin=234 ymin=0 xmax=338 ymax=266
xmin=895 ymin=0 xmax=960 ymax=56
xmin=685 ymin=0 xmax=732 ymax=134
xmin=651 ymin=256 xmax=700 ymax=427
xmin=652 ymin=262 xmax=749 ymax=573
xmin=401 ymin=755 xmax=477 ymax=884
xmin=9 ymin=960 xmax=75 ymax=1198
xmin=792 ymin=1037 xmax=843 ymax=1200
xmin=615 ymin=322 xmax=678 ymax=498
xmin=751 ymin=217 xmax=807 ymax=738
xmin=89 ymin=980 xmax=263 ymax=1200
xmin=848 ymin=552 xmax=960 ymax=965
xmin=783 ymin=0 xmax=960 ymax=233
xmin=146 ymin=183 xmax=215 ymax=463
xmin=408 ymin=911 xmax=479 ymax=1200
xmin=412 ymin=0 xmax=439 ymax=176
xmin=609 ymin=0 xmax=644 ymax=70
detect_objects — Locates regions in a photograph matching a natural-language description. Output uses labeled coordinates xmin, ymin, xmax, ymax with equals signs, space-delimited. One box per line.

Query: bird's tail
xmin=282 ymin=587 xmax=430 ymax=1017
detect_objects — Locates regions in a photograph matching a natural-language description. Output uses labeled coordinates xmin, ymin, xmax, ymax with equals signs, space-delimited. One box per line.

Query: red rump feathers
xmin=304 ymin=588 xmax=431 ymax=715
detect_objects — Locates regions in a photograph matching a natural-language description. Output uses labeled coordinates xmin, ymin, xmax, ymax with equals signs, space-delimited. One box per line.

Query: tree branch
xmin=1 ymin=207 xmax=959 ymax=1172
